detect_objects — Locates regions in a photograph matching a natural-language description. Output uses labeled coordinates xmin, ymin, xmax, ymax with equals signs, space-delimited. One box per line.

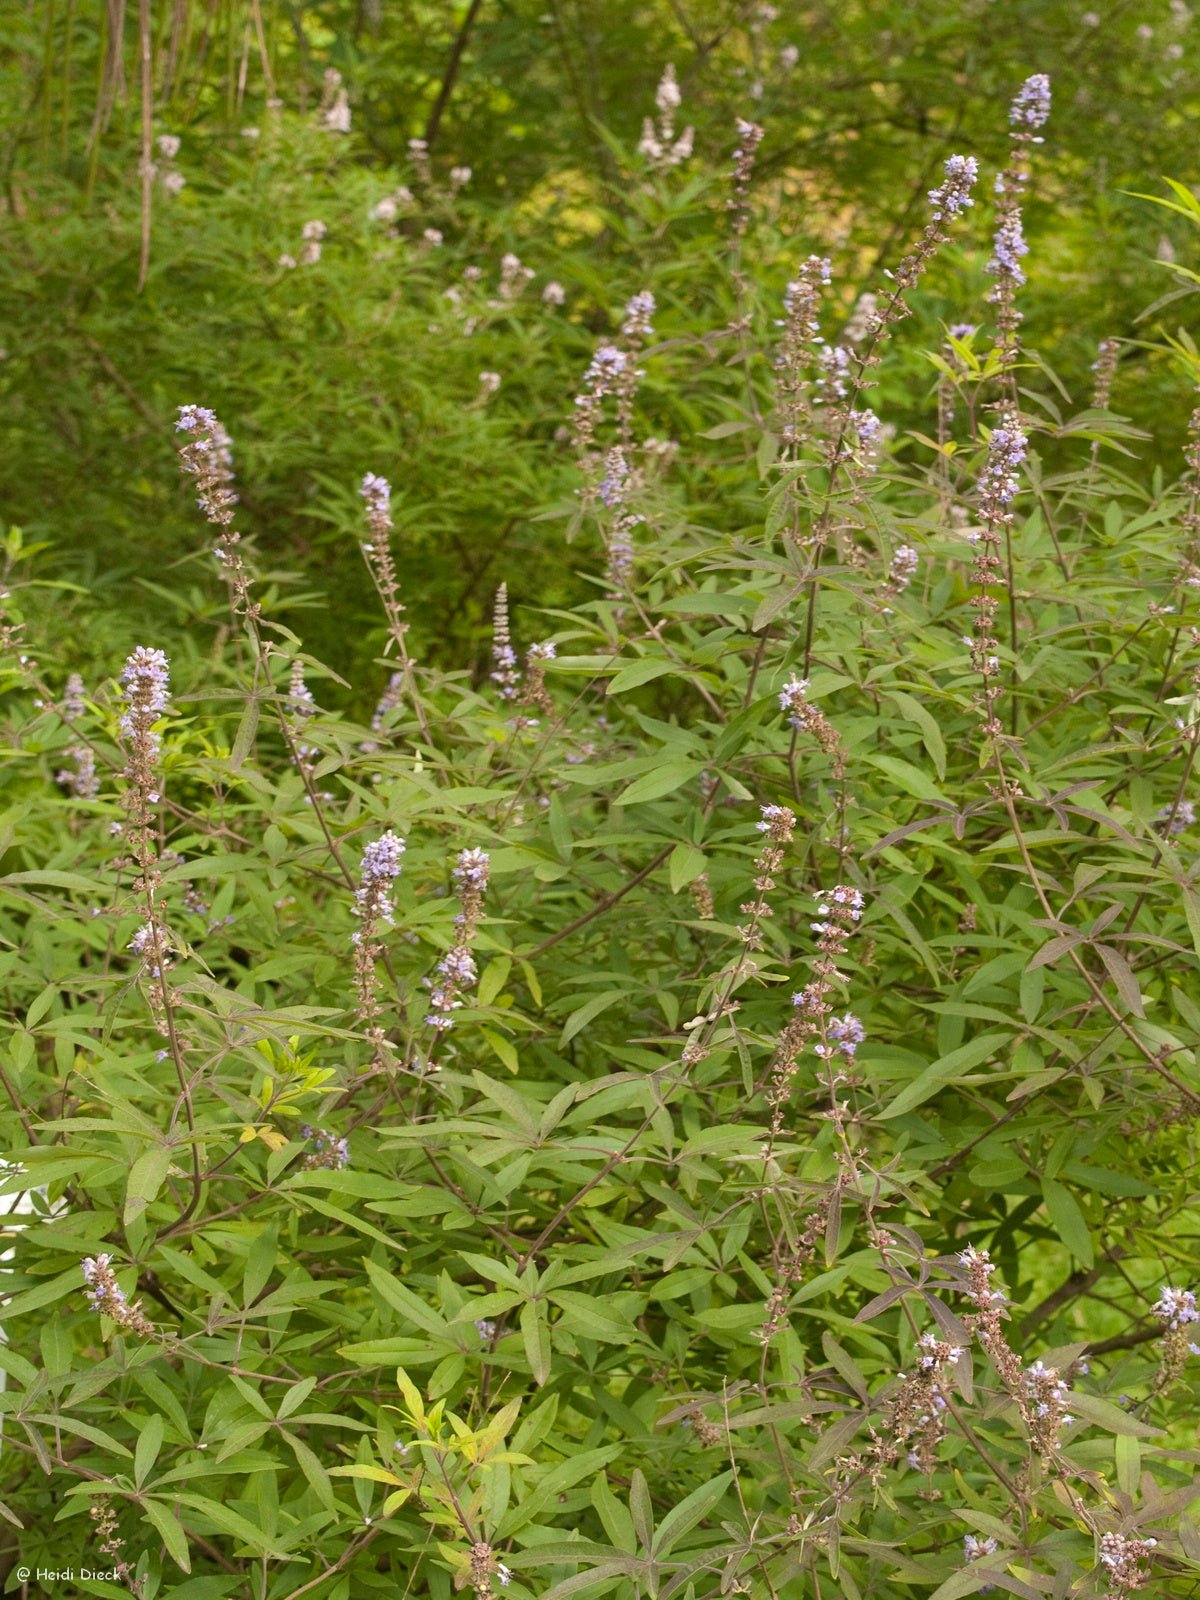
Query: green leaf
xmin=229 ymin=697 xmax=260 ymax=771
xmin=1115 ymin=1432 xmax=1141 ymax=1494
xmin=607 ymin=658 xmax=679 ymax=694
xmin=652 ymin=1470 xmax=732 ymax=1555
xmin=1067 ymin=1392 xmax=1162 ymax=1438
xmin=364 ymin=1260 xmax=446 ymax=1336
xmin=0 ymin=1267 xmax=85 ymax=1321
xmin=559 ymin=989 xmax=629 ymax=1047
xmin=135 ymin=1413 xmax=165 ymax=1488
xmin=620 ymin=761 xmax=704 ymax=806
xmin=667 ymin=842 xmax=706 ymax=893
xmin=173 ymin=1494 xmax=293 ymax=1558
xmin=1041 ymin=1178 xmax=1093 ymax=1268
xmin=752 ymin=578 xmax=802 ymax=632
xmin=886 ymin=689 xmax=947 ymax=780
xmin=537 ymin=1564 xmax=641 ymax=1600
xmin=522 ymin=1301 xmax=552 ymax=1386
xmin=592 ymin=1472 xmax=636 ymax=1554
xmin=277 ymin=1375 xmax=318 ymax=1420
xmin=124 ymin=1145 xmax=173 ymax=1225
xmin=1093 ymin=943 xmax=1144 ymax=1017
xmin=699 ymin=419 xmax=754 ymax=438
xmin=39 ymin=1317 xmax=71 ymax=1378
xmin=328 ymin=1464 xmax=405 ymax=1484
xmin=302 ymin=1195 xmax=405 ymax=1251
xmin=481 ymin=1027 xmax=519 ymax=1072
xmin=929 ymin=1571 xmax=1034 ymax=1600
xmin=864 ymin=752 xmax=943 ymax=802
xmin=338 ymin=1339 xmax=443 ymax=1368
xmin=548 ymin=1290 xmax=638 ymax=1344
xmin=143 ymin=1498 xmax=192 ymax=1573
xmin=876 ymin=1032 xmax=1010 ymax=1120
xmin=615 ymin=761 xmax=701 ymax=805
xmin=629 ymin=1468 xmax=654 ymax=1551
xmin=478 ymin=957 xmax=512 ymax=1008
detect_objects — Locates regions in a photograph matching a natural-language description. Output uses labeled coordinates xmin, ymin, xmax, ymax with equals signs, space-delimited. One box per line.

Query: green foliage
xmin=2 ymin=4 xmax=1200 ymax=1597
xmin=2 ymin=0 xmax=1200 ymax=679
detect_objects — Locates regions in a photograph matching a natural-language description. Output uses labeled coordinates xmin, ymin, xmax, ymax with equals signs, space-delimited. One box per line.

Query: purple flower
xmin=988 ymin=211 xmax=1028 ymax=286
xmin=622 ymin=291 xmax=656 ymax=340
xmin=598 ymin=447 xmax=632 ymax=508
xmin=889 ymin=544 xmax=919 ymax=590
xmin=175 ymin=404 xmax=219 ymax=434
xmin=176 ymin=406 xmax=237 ymax=528
xmin=1153 ymin=1285 xmax=1199 ymax=1328
xmin=1010 ymin=73 xmax=1051 ymax=131
xmin=815 ymin=342 xmax=851 ymax=403
xmin=1156 ymin=800 xmax=1195 ymax=836
xmin=816 ymin=884 xmax=865 ymax=923
xmin=778 ymin=677 xmax=811 ymax=726
xmin=354 ymin=831 xmax=406 ymax=926
xmin=582 ymin=345 xmax=626 ymax=389
xmin=120 ymin=648 xmax=169 ymax=718
xmin=981 ymin=417 xmax=1028 ymax=508
xmin=119 ymin=647 xmax=171 ymax=758
xmin=756 ymin=804 xmax=796 ymax=841
xmin=453 ymin=848 xmax=491 ymax=892
xmin=360 ymin=473 xmax=392 ymax=527
xmin=828 ymin=1013 xmax=866 ymax=1058
xmin=436 ymin=946 xmax=478 ymax=987
xmin=303 ymin=1127 xmax=351 ymax=1170
xmin=927 ymin=154 xmax=979 ymax=221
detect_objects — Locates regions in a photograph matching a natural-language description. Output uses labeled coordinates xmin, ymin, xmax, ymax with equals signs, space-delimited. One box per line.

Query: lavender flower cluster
xmin=777 ymin=677 xmax=844 ymax=770
xmin=981 ymin=416 xmax=1028 ymax=511
xmin=957 ymin=1245 xmax=1074 ymax=1456
xmin=360 ymin=472 xmax=392 ymax=531
xmin=176 ymin=405 xmax=237 ymax=530
xmin=989 ymin=75 xmax=1052 ymax=363
xmin=521 ymin=640 xmax=557 ymax=717
xmin=56 ymin=672 xmax=99 ymax=798
xmin=354 ymin=831 xmax=406 ymax=927
xmin=491 ymin=584 xmax=520 ymax=701
xmin=300 ymin=1126 xmax=351 ymax=1171
xmin=774 ymin=255 xmax=832 ymax=447
xmin=1010 ymin=72 xmax=1052 ymax=131
xmin=1153 ymin=1285 xmax=1199 ymax=1329
xmin=427 ymin=848 xmax=491 ymax=1037
xmin=765 ymin=874 xmax=868 ymax=1136
xmin=351 ymin=829 xmax=406 ymax=1064
xmin=926 ymin=154 xmax=979 ymax=223
xmin=638 ymin=64 xmax=694 ymax=170
xmin=1099 ymin=1532 xmax=1156 ymax=1595
xmin=988 ymin=211 xmax=1028 ymax=288
xmin=119 ymin=646 xmax=170 ymax=757
xmin=81 ymin=1254 xmax=155 ymax=1337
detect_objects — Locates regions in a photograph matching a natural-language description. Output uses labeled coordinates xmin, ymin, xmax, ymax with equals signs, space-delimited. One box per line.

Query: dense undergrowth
xmin=4 ymin=0 xmax=1200 ymax=676
xmin=1 ymin=13 xmax=1200 ymax=1600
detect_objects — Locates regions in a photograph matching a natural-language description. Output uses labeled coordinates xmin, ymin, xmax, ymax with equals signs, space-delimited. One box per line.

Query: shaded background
xmin=1 ymin=0 xmax=1197 ymax=687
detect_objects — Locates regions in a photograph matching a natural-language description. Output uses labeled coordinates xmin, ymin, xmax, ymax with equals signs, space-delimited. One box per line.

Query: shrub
xmin=1 ymin=66 xmax=1199 ymax=1600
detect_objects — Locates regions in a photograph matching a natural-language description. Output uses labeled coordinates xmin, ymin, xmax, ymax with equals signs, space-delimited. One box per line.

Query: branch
xmin=424 ymin=0 xmax=485 ymax=149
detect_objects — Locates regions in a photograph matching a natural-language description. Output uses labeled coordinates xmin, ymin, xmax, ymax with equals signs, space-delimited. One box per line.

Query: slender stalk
xmin=136 ymin=0 xmax=152 ymax=292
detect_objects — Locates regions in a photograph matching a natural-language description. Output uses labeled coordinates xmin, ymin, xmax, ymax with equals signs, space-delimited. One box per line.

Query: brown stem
xmin=423 ymin=0 xmax=485 ymax=148
xmin=136 ymin=0 xmax=152 ymax=292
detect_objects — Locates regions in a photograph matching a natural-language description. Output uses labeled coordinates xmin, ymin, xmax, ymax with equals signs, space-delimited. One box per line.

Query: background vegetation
xmin=3 ymin=0 xmax=1200 ymax=679
xmin=1 ymin=2 xmax=1200 ymax=1597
